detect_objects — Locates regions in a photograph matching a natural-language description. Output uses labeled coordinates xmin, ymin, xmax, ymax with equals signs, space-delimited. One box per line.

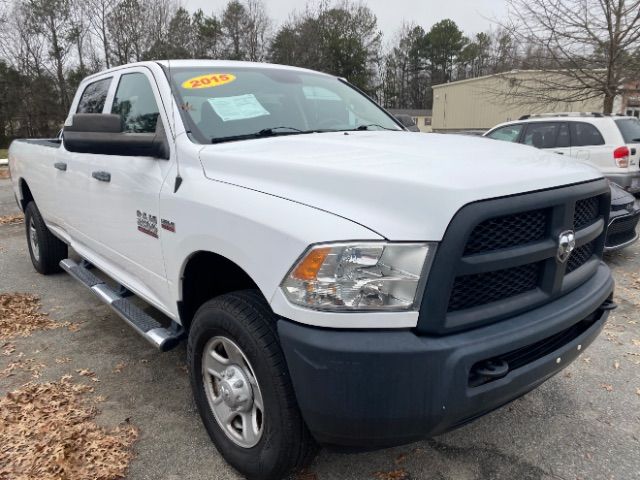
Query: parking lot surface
xmin=1 ymin=175 xmax=639 ymax=480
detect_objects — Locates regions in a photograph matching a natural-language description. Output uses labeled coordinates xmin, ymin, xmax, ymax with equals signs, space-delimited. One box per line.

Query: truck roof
xmin=83 ymin=60 xmax=333 ymax=82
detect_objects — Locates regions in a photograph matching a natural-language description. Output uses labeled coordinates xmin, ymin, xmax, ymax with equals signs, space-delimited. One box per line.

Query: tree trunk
xmin=603 ymin=92 xmax=615 ymax=115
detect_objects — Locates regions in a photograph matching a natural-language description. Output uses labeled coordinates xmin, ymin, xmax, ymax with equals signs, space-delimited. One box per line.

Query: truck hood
xmin=199 ymin=131 xmax=603 ymax=240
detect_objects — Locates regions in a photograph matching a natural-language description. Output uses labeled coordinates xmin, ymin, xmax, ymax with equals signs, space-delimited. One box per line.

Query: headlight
xmin=281 ymin=242 xmax=435 ymax=311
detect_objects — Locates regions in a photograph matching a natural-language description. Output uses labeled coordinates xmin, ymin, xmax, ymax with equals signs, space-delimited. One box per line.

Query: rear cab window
xmin=615 ymin=118 xmax=640 ymax=143
xmin=76 ymin=78 xmax=112 ymax=113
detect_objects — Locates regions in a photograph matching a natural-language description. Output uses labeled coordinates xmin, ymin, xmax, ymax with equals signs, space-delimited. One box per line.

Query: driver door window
xmin=111 ymin=73 xmax=160 ymax=133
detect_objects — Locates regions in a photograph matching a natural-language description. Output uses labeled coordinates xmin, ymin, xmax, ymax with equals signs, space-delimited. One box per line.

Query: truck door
xmin=60 ymin=76 xmax=114 ymax=242
xmin=80 ymin=68 xmax=173 ymax=311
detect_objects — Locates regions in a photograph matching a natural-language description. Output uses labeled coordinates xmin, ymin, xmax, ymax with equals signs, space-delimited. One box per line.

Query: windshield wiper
xmin=348 ymin=124 xmax=401 ymax=132
xmin=211 ymin=126 xmax=317 ymax=144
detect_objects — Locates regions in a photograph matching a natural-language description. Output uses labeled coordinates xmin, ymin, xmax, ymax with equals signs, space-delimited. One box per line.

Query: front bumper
xmin=278 ymin=263 xmax=614 ymax=448
xmin=607 ymin=171 xmax=640 ymax=193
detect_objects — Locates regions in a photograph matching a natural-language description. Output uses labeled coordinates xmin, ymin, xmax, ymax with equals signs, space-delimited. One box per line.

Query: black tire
xmin=24 ymin=201 xmax=67 ymax=275
xmin=188 ymin=290 xmax=317 ymax=480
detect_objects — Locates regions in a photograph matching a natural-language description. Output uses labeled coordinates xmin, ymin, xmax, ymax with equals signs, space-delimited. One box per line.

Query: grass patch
xmin=0 ymin=149 xmax=7 ymax=159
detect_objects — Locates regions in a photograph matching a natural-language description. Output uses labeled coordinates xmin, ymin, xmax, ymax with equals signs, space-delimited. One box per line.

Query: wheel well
xmin=19 ymin=179 xmax=34 ymax=210
xmin=179 ymin=251 xmax=259 ymax=330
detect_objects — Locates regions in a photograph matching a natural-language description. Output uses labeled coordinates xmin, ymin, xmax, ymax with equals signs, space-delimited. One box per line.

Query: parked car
xmin=9 ymin=61 xmax=616 ymax=480
xmin=485 ymin=113 xmax=640 ymax=193
xmin=481 ymin=123 xmax=640 ymax=251
xmin=607 ymin=182 xmax=640 ymax=251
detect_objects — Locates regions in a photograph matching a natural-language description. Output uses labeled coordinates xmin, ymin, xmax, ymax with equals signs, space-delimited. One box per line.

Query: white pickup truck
xmin=8 ymin=60 xmax=616 ymax=480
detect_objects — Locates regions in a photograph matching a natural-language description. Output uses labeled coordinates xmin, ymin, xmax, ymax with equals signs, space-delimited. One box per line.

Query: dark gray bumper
xmin=278 ymin=263 xmax=614 ymax=448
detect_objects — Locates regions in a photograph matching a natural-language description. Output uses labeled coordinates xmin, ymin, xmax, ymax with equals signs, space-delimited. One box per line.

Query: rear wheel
xmin=24 ymin=202 xmax=67 ymax=275
xmin=188 ymin=290 xmax=316 ymax=480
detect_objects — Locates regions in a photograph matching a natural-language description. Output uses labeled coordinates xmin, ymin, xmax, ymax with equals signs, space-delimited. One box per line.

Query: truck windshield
xmin=167 ymin=67 xmax=401 ymax=144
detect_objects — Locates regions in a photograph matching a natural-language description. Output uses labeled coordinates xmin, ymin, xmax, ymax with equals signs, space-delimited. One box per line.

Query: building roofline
xmin=432 ymin=68 xmax=608 ymax=89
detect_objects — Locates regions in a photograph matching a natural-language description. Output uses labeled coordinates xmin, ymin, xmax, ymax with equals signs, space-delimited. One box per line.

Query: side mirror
xmin=394 ymin=114 xmax=420 ymax=132
xmin=63 ymin=113 xmax=169 ymax=159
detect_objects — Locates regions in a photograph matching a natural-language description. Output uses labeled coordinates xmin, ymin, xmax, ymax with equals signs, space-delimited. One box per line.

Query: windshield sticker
xmin=182 ymin=73 xmax=236 ymax=89
xmin=208 ymin=94 xmax=270 ymax=122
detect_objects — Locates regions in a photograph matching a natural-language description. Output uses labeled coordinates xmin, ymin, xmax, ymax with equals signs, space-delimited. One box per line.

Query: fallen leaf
xmin=113 ymin=362 xmax=127 ymax=374
xmin=395 ymin=453 xmax=408 ymax=465
xmin=0 ymin=213 xmax=23 ymax=225
xmin=76 ymin=369 xmax=99 ymax=382
xmin=374 ymin=469 xmax=409 ymax=480
xmin=601 ymin=384 xmax=614 ymax=392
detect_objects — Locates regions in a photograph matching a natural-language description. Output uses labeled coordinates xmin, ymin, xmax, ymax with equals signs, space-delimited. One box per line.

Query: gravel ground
xmin=1 ymin=173 xmax=639 ymax=480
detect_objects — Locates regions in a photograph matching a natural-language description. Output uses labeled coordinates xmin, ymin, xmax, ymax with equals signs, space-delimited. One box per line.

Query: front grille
xmin=418 ymin=180 xmax=610 ymax=334
xmin=464 ymin=209 xmax=548 ymax=255
xmin=566 ymin=241 xmax=595 ymax=273
xmin=574 ymin=197 xmax=599 ymax=229
xmin=448 ymin=263 xmax=541 ymax=312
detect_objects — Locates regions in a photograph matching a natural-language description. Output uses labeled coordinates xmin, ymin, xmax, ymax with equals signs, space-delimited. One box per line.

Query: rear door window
xmin=615 ymin=118 xmax=640 ymax=143
xmin=570 ymin=122 xmax=605 ymax=146
xmin=522 ymin=123 xmax=559 ymax=148
xmin=111 ymin=73 xmax=160 ymax=133
xmin=486 ymin=124 xmax=523 ymax=142
xmin=76 ymin=78 xmax=112 ymax=113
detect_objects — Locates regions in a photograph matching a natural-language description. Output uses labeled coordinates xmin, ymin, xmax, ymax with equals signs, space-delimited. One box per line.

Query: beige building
xmin=431 ymin=70 xmax=618 ymax=132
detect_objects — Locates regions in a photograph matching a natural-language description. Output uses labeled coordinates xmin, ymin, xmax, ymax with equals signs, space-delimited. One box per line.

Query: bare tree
xmin=499 ymin=0 xmax=640 ymax=113
xmin=245 ymin=0 xmax=271 ymax=61
xmin=86 ymin=0 xmax=116 ymax=68
xmin=24 ymin=0 xmax=77 ymax=110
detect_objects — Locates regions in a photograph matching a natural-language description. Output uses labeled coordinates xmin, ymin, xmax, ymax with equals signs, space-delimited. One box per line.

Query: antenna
xmin=167 ymin=58 xmax=183 ymax=193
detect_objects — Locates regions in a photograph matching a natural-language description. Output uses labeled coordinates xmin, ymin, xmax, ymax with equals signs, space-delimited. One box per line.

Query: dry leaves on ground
xmin=0 ymin=293 xmax=67 ymax=340
xmin=76 ymin=369 xmax=99 ymax=382
xmin=0 ymin=376 xmax=138 ymax=480
xmin=373 ymin=469 xmax=409 ymax=480
xmin=2 ymin=343 xmax=15 ymax=356
xmin=0 ymin=213 xmax=23 ymax=225
xmin=0 ymin=354 xmax=46 ymax=379
xmin=0 ymin=168 xmax=9 ymax=180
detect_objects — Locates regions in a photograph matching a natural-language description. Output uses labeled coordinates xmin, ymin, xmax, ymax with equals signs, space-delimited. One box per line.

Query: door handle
xmin=54 ymin=162 xmax=67 ymax=171
xmin=554 ymin=151 xmax=564 ymax=155
xmin=92 ymin=171 xmax=111 ymax=182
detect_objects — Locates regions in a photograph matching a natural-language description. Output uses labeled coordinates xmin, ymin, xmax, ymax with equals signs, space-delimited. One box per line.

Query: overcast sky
xmin=183 ymin=0 xmax=508 ymax=40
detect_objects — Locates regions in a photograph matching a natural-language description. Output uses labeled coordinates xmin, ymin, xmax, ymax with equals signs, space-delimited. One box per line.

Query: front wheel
xmin=187 ymin=290 xmax=316 ymax=480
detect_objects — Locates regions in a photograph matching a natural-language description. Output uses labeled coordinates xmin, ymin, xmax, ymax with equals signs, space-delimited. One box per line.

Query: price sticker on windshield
xmin=182 ymin=73 xmax=236 ymax=89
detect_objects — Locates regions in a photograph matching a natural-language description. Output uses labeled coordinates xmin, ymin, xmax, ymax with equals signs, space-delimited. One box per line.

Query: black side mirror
xmin=394 ymin=114 xmax=420 ymax=132
xmin=63 ymin=113 xmax=169 ymax=159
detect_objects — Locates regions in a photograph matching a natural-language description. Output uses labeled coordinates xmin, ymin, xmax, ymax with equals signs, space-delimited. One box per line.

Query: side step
xmin=60 ymin=259 xmax=184 ymax=351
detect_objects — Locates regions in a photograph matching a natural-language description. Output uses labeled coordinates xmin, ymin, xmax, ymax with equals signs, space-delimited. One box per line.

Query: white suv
xmin=485 ymin=113 xmax=640 ymax=193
